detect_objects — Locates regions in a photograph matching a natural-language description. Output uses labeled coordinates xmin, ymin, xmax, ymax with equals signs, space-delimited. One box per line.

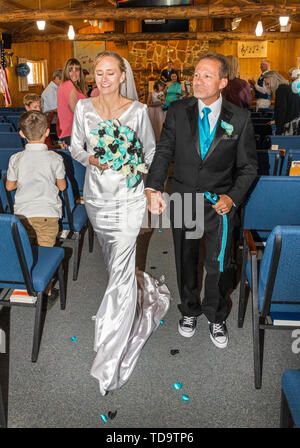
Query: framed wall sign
xmin=238 ymin=41 xmax=267 ymax=58
xmin=73 ymin=41 xmax=105 ymax=74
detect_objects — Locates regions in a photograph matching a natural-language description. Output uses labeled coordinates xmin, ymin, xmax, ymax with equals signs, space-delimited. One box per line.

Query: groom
xmin=145 ymin=52 xmax=257 ymax=348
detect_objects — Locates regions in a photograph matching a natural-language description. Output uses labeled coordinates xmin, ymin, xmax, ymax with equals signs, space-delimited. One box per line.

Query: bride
xmin=69 ymin=51 xmax=170 ymax=395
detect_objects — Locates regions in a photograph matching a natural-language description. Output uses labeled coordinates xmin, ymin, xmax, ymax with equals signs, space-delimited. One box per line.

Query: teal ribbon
xmin=204 ymin=192 xmax=228 ymax=273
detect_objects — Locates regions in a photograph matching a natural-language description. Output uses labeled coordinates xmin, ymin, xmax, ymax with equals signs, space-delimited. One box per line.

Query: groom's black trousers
xmin=170 ymin=196 xmax=236 ymax=323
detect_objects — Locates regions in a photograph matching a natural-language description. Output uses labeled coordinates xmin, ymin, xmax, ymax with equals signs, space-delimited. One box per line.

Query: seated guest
xmin=263 ymin=70 xmax=300 ymax=135
xmin=23 ymin=93 xmax=43 ymax=111
xmin=147 ymin=79 xmax=166 ymax=142
xmin=222 ymin=55 xmax=252 ymax=109
xmin=161 ymin=60 xmax=177 ymax=83
xmin=164 ymin=72 xmax=182 ymax=109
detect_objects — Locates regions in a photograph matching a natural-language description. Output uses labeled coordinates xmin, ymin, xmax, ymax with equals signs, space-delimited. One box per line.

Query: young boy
xmin=23 ymin=93 xmax=43 ymax=111
xmin=6 ymin=110 xmax=66 ymax=248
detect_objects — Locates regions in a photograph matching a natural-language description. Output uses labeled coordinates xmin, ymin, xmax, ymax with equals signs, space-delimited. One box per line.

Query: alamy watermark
xmin=96 ymin=191 xmax=205 ymax=239
xmin=291 ymin=329 xmax=300 ymax=354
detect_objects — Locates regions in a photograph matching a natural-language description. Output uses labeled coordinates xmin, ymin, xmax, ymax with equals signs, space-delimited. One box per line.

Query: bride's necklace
xmin=97 ymin=96 xmax=132 ymax=121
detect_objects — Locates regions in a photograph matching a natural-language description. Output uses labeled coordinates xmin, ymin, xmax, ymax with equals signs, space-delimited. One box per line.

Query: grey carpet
xmin=2 ymin=226 xmax=300 ymax=428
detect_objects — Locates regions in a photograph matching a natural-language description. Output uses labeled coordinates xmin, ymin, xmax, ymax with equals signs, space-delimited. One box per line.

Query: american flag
xmin=0 ymin=40 xmax=12 ymax=107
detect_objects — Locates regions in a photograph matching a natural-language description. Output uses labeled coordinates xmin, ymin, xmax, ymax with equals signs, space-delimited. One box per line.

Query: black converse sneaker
xmin=209 ymin=321 xmax=228 ymax=348
xmin=178 ymin=316 xmax=197 ymax=337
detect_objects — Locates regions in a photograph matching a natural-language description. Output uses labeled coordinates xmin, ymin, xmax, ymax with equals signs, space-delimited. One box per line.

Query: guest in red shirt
xmin=57 ymin=58 xmax=86 ymax=147
xmin=222 ymin=55 xmax=252 ymax=109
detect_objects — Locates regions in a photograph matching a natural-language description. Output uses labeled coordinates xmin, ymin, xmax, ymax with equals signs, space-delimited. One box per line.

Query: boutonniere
xmin=221 ymin=120 xmax=234 ymax=136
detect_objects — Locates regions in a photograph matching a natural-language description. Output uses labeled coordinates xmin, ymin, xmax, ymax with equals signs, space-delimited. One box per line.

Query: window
xmin=27 ymin=60 xmax=44 ymax=86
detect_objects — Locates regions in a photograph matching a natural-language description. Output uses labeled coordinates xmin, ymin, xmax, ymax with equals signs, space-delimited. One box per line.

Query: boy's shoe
xmin=209 ymin=321 xmax=228 ymax=348
xmin=178 ymin=316 xmax=197 ymax=337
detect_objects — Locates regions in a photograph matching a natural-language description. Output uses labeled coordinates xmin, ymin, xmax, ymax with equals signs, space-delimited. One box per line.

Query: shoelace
xmin=183 ymin=316 xmax=196 ymax=327
xmin=212 ymin=323 xmax=224 ymax=334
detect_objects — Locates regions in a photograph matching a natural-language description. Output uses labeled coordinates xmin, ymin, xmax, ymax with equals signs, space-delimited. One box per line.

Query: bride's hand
xmin=89 ymin=155 xmax=109 ymax=170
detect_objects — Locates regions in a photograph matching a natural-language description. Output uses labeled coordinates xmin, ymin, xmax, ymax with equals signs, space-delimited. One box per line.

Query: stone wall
xmin=128 ymin=40 xmax=210 ymax=100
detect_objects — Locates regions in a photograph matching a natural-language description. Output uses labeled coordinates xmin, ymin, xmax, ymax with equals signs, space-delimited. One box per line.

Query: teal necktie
xmin=201 ymin=107 xmax=211 ymax=139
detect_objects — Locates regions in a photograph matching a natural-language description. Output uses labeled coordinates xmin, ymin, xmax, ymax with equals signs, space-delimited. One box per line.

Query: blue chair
xmin=55 ymin=149 xmax=86 ymax=198
xmin=0 ymin=148 xmax=23 ymax=171
xmin=281 ymin=369 xmax=300 ymax=427
xmin=4 ymin=115 xmax=21 ymax=131
xmin=0 ymin=132 xmax=24 ymax=149
xmin=268 ymin=135 xmax=300 ymax=150
xmin=0 ymin=123 xmax=15 ymax=133
xmin=60 ymin=177 xmax=93 ymax=281
xmin=238 ymin=176 xmax=300 ymax=328
xmin=281 ymin=149 xmax=300 ymax=176
xmin=0 ymin=170 xmax=13 ymax=213
xmin=1 ymin=165 xmax=92 ymax=281
xmin=244 ymin=226 xmax=300 ymax=388
xmin=256 ymin=150 xmax=281 ymax=175
xmin=0 ymin=214 xmax=66 ymax=362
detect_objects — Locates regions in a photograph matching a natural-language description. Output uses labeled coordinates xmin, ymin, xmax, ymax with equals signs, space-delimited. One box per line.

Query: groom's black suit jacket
xmin=146 ymin=96 xmax=257 ymax=207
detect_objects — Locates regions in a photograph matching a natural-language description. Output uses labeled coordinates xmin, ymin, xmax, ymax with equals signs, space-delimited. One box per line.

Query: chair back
xmin=256 ymin=150 xmax=281 ymax=175
xmin=243 ymin=176 xmax=300 ymax=231
xmin=55 ymin=149 xmax=85 ymax=198
xmin=0 ymin=148 xmax=23 ymax=170
xmin=4 ymin=115 xmax=20 ymax=131
xmin=258 ymin=225 xmax=300 ymax=314
xmin=0 ymin=214 xmax=34 ymax=292
xmin=269 ymin=135 xmax=300 ymax=150
xmin=0 ymin=132 xmax=24 ymax=149
xmin=0 ymin=123 xmax=15 ymax=133
xmin=60 ymin=177 xmax=75 ymax=231
xmin=0 ymin=170 xmax=15 ymax=213
xmin=281 ymin=149 xmax=300 ymax=176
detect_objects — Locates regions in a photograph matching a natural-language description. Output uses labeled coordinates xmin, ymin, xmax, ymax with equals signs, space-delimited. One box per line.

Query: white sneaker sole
xmin=209 ymin=333 xmax=228 ymax=348
xmin=178 ymin=323 xmax=196 ymax=338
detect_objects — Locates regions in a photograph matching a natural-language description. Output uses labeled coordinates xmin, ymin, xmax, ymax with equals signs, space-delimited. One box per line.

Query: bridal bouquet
xmin=90 ymin=120 xmax=148 ymax=188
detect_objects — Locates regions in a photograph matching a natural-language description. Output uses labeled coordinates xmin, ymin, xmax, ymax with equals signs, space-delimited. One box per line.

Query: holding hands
xmin=145 ymin=190 xmax=166 ymax=215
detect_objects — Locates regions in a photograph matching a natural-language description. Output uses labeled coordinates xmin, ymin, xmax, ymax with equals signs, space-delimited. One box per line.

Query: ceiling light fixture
xmin=255 ymin=20 xmax=263 ymax=37
xmin=36 ymin=0 xmax=46 ymax=31
xmin=36 ymin=20 xmax=46 ymax=30
xmin=68 ymin=25 xmax=75 ymax=40
xmin=279 ymin=16 xmax=289 ymax=26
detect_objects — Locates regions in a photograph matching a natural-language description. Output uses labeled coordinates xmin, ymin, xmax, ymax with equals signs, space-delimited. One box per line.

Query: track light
xmin=255 ymin=21 xmax=263 ymax=37
xmin=68 ymin=25 xmax=75 ymax=40
xmin=279 ymin=17 xmax=289 ymax=26
xmin=36 ymin=20 xmax=46 ymax=30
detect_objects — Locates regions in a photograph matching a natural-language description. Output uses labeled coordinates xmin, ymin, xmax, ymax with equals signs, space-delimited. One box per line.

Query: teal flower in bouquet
xmin=90 ymin=120 xmax=148 ymax=188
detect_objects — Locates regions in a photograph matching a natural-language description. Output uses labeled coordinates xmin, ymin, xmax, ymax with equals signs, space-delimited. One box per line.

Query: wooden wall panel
xmin=7 ymin=41 xmax=72 ymax=107
xmin=48 ymin=40 xmax=73 ymax=80
xmin=4 ymin=37 xmax=300 ymax=107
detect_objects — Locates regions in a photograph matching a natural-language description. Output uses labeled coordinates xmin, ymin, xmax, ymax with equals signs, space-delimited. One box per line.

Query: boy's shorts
xmin=19 ymin=217 xmax=59 ymax=247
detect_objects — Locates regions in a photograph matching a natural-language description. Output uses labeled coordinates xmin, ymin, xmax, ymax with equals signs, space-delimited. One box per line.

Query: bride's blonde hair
xmin=93 ymin=51 xmax=126 ymax=75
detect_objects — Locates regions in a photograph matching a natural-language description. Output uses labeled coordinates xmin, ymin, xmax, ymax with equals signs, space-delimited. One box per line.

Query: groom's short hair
xmin=197 ymin=53 xmax=229 ymax=80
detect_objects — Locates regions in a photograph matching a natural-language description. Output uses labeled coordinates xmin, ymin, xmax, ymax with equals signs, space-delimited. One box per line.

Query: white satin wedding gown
xmin=70 ymin=98 xmax=170 ymax=395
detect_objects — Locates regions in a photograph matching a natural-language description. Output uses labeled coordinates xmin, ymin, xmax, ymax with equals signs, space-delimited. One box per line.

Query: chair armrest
xmin=244 ymin=229 xmax=258 ymax=256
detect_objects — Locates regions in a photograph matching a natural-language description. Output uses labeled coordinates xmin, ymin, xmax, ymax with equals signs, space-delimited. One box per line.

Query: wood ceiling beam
xmin=12 ymin=31 xmax=300 ymax=42
xmin=1 ymin=5 xmax=300 ymax=22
